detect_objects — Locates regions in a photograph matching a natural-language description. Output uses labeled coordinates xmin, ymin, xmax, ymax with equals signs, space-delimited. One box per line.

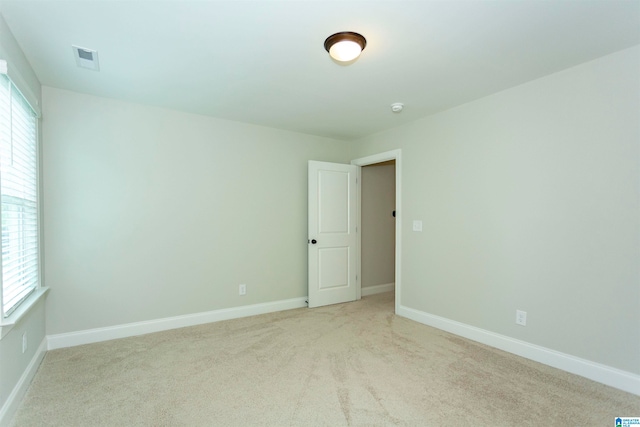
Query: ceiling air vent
xmin=72 ymin=45 xmax=100 ymax=71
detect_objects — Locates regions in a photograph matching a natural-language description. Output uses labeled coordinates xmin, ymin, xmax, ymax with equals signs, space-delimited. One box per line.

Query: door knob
xmin=311 ymin=239 xmax=317 ymax=244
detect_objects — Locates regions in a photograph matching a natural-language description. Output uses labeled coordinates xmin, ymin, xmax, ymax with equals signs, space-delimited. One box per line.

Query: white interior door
xmin=308 ymin=161 xmax=359 ymax=308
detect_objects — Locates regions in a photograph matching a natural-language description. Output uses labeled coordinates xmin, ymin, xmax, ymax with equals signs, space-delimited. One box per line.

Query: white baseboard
xmin=40 ymin=297 xmax=640 ymax=396
xmin=48 ymin=297 xmax=308 ymax=351
xmin=362 ymin=283 xmax=395 ymax=297
xmin=0 ymin=337 xmax=47 ymax=427
xmin=397 ymin=304 xmax=640 ymax=396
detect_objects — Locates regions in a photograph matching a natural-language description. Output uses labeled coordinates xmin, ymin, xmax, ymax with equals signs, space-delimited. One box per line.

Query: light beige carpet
xmin=11 ymin=292 xmax=639 ymax=426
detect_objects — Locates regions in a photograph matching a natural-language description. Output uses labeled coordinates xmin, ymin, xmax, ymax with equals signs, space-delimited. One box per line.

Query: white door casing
xmin=351 ymin=149 xmax=401 ymax=315
xmin=308 ymin=161 xmax=359 ymax=308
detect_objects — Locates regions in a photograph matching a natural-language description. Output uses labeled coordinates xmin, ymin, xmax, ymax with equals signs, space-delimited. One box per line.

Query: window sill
xmin=0 ymin=287 xmax=50 ymax=340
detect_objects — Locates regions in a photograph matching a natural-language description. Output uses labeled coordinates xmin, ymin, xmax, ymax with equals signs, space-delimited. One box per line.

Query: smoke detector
xmin=72 ymin=45 xmax=100 ymax=71
xmin=390 ymin=102 xmax=404 ymax=113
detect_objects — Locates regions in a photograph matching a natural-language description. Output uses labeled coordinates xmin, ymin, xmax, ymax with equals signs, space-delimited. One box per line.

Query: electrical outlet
xmin=239 ymin=284 xmax=247 ymax=296
xmin=22 ymin=332 xmax=27 ymax=354
xmin=516 ymin=310 xmax=527 ymax=326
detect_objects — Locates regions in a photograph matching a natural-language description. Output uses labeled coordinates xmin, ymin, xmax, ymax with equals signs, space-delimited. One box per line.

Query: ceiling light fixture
xmin=324 ymin=31 xmax=367 ymax=63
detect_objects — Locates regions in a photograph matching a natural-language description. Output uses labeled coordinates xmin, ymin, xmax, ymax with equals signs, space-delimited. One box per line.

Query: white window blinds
xmin=0 ymin=73 xmax=40 ymax=317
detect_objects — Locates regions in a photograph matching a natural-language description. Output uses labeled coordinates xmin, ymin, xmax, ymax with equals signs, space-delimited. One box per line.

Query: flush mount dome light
xmin=324 ymin=31 xmax=367 ymax=63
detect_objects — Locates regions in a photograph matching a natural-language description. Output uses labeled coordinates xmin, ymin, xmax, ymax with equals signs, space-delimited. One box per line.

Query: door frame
xmin=351 ymin=149 xmax=402 ymax=314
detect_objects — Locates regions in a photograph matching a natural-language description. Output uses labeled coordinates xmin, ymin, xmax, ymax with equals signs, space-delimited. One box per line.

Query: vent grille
xmin=77 ymin=49 xmax=93 ymax=61
xmin=72 ymin=45 xmax=100 ymax=71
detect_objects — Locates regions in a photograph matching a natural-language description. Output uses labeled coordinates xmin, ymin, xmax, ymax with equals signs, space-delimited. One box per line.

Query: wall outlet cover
xmin=516 ymin=310 xmax=527 ymax=326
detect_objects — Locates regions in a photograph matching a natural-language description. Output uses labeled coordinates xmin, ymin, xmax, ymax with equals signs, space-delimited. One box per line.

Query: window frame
xmin=0 ymin=67 xmax=47 ymax=339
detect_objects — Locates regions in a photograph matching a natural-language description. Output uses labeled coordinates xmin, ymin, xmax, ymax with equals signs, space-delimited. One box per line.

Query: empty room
xmin=0 ymin=0 xmax=639 ymax=425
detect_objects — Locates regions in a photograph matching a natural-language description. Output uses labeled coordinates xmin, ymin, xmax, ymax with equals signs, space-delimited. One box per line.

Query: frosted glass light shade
xmin=324 ymin=32 xmax=367 ymax=63
xmin=329 ymin=40 xmax=363 ymax=62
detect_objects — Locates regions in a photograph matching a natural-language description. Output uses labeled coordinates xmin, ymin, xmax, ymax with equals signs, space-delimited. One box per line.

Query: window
xmin=0 ymin=73 xmax=40 ymax=318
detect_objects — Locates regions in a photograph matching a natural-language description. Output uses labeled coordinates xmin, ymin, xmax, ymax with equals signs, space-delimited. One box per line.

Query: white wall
xmin=351 ymin=46 xmax=640 ymax=375
xmin=0 ymin=298 xmax=45 ymax=416
xmin=42 ymin=87 xmax=349 ymax=336
xmin=0 ymin=12 xmax=45 ymax=420
xmin=361 ymin=163 xmax=395 ymax=288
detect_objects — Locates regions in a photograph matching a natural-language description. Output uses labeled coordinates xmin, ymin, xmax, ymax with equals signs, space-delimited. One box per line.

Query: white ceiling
xmin=1 ymin=0 xmax=639 ymax=141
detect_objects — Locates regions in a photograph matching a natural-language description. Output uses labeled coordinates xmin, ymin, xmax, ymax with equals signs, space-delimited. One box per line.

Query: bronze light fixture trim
xmin=324 ymin=31 xmax=367 ymax=63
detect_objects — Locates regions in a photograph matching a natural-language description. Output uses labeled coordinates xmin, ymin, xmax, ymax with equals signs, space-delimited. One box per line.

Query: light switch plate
xmin=413 ymin=220 xmax=423 ymax=232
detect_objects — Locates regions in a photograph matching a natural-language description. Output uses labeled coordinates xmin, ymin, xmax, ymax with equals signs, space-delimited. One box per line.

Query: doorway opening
xmin=361 ymin=161 xmax=396 ymax=309
xmin=352 ymin=150 xmax=402 ymax=314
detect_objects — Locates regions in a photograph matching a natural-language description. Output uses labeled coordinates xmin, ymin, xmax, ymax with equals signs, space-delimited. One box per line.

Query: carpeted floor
xmin=11 ymin=292 xmax=640 ymax=426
